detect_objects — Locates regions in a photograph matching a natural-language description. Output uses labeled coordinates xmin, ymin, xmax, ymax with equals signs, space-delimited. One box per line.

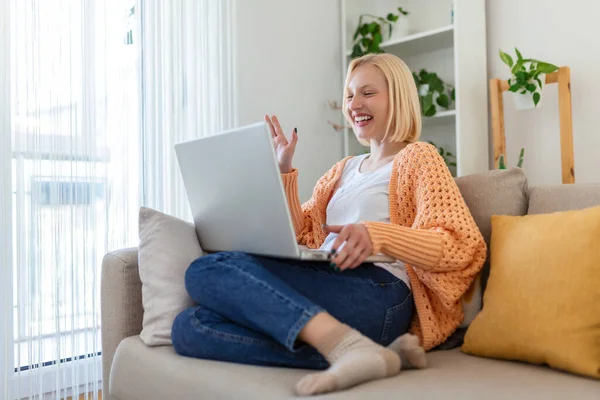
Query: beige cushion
xmin=528 ymin=184 xmax=600 ymax=214
xmin=110 ymin=336 xmax=600 ymax=400
xmin=138 ymin=207 xmax=205 ymax=346
xmin=453 ymin=167 xmax=529 ymax=326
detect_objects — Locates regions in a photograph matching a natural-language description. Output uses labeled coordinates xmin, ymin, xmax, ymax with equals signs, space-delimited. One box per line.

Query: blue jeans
xmin=171 ymin=251 xmax=414 ymax=370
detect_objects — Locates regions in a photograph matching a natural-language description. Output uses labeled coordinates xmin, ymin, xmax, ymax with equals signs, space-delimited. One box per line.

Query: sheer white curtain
xmin=1 ymin=0 xmax=140 ymax=398
xmin=140 ymin=0 xmax=236 ymax=219
xmin=0 ymin=0 xmax=236 ymax=398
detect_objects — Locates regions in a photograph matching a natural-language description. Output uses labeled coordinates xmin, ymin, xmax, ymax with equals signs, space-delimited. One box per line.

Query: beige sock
xmin=295 ymin=324 xmax=401 ymax=396
xmin=387 ymin=333 xmax=427 ymax=369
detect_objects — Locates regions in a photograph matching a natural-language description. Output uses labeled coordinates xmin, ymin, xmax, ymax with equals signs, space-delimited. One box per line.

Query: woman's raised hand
xmin=265 ymin=114 xmax=298 ymax=174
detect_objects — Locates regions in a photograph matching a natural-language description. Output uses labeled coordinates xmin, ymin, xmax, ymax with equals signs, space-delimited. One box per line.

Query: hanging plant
xmin=499 ymin=48 xmax=558 ymax=110
xmin=350 ymin=7 xmax=409 ymax=59
xmin=412 ymin=69 xmax=455 ymax=117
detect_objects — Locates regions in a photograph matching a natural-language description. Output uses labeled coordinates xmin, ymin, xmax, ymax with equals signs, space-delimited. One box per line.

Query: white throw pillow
xmin=138 ymin=207 xmax=205 ymax=346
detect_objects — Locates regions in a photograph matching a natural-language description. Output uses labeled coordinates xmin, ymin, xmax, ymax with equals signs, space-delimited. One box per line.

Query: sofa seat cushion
xmin=109 ymin=336 xmax=600 ymax=400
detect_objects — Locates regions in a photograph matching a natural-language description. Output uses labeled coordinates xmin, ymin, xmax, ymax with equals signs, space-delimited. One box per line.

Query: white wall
xmin=487 ymin=0 xmax=600 ymax=185
xmin=234 ymin=0 xmax=343 ymax=201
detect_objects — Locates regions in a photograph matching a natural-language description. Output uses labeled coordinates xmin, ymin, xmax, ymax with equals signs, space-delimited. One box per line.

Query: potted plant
xmin=499 ymin=48 xmax=559 ymax=110
xmin=498 ymin=148 xmax=525 ymax=169
xmin=350 ymin=7 xmax=409 ymax=59
xmin=412 ymin=69 xmax=455 ymax=117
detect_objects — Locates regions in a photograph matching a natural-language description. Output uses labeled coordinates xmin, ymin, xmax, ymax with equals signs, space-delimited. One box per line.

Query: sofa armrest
xmin=101 ymin=247 xmax=142 ymax=400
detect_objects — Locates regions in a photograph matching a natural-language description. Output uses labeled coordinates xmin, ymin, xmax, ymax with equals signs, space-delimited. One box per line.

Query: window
xmin=5 ymin=0 xmax=140 ymax=397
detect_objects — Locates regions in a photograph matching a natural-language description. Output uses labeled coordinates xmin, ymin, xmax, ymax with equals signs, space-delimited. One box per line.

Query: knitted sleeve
xmin=280 ymin=162 xmax=343 ymax=249
xmin=362 ymin=143 xmax=487 ymax=275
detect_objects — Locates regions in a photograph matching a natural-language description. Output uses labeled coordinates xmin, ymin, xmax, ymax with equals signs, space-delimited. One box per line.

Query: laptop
xmin=174 ymin=121 xmax=395 ymax=263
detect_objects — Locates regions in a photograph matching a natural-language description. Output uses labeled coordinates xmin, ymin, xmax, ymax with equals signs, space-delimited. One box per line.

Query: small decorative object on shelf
xmin=499 ymin=47 xmax=558 ymax=110
xmin=412 ymin=69 xmax=455 ymax=117
xmin=350 ymin=7 xmax=409 ymax=59
xmin=326 ymin=101 xmax=350 ymax=132
xmin=428 ymin=140 xmax=457 ymax=176
xmin=498 ymin=148 xmax=525 ymax=169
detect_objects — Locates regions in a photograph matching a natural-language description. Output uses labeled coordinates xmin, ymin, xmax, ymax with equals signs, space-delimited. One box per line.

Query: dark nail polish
xmin=294 ymin=127 xmax=297 ymax=133
xmin=334 ymin=267 xmax=341 ymax=272
xmin=329 ymin=263 xmax=336 ymax=269
xmin=330 ymin=249 xmax=336 ymax=255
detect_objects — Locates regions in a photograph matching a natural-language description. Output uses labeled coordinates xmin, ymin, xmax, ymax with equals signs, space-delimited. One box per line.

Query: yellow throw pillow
xmin=462 ymin=205 xmax=600 ymax=379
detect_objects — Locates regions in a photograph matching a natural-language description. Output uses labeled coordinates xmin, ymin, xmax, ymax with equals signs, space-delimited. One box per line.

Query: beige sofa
xmin=101 ymin=168 xmax=600 ymax=399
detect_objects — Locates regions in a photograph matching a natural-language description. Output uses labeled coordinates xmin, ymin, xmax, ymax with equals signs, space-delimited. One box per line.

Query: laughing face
xmin=345 ymin=63 xmax=390 ymax=143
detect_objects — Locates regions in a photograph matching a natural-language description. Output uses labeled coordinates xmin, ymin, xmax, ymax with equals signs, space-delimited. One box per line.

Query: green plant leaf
xmin=517 ymin=147 xmax=525 ymax=167
xmin=498 ymin=154 xmax=506 ymax=169
xmin=499 ymin=50 xmax=514 ymax=68
xmin=388 ymin=23 xmax=393 ymax=38
xmin=398 ymin=7 xmax=409 ymax=15
xmin=360 ymin=24 xmax=369 ymax=36
xmin=511 ymin=60 xmax=525 ymax=75
xmin=422 ymin=93 xmax=433 ymax=111
xmin=437 ymin=94 xmax=449 ymax=109
xmin=372 ymin=32 xmax=383 ymax=47
xmin=351 ymin=44 xmax=363 ymax=58
xmin=520 ymin=90 xmax=527 ymax=94
xmin=526 ymin=83 xmax=536 ymax=92
xmin=533 ymin=92 xmax=541 ymax=106
xmin=450 ymin=88 xmax=455 ymax=101
xmin=430 ymin=76 xmax=445 ymax=92
xmin=509 ymin=84 xmax=520 ymax=92
xmin=387 ymin=13 xmax=399 ymax=22
xmin=536 ymin=62 xmax=559 ymax=74
xmin=515 ymin=70 xmax=528 ymax=83
xmin=515 ymin=47 xmax=523 ymax=62
xmin=535 ymin=77 xmax=543 ymax=89
xmin=424 ymin=105 xmax=436 ymax=116
xmin=368 ymin=22 xmax=379 ymax=33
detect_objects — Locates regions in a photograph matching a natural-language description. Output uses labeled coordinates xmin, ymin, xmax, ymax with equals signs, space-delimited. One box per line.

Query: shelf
xmin=346 ymin=25 xmax=454 ymax=59
xmin=423 ymin=109 xmax=455 ymax=125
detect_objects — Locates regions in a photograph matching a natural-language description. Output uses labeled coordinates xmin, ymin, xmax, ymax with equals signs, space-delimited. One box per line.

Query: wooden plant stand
xmin=489 ymin=67 xmax=575 ymax=183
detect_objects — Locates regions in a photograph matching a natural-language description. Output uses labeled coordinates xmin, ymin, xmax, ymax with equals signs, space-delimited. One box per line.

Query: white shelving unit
xmin=339 ymin=0 xmax=489 ymax=177
xmin=346 ymin=24 xmax=455 ymax=58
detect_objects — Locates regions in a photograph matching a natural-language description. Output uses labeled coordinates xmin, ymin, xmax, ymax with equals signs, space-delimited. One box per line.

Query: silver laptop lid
xmin=174 ymin=121 xmax=300 ymax=259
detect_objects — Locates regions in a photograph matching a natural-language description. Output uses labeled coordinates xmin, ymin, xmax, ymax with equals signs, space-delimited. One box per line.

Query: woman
xmin=171 ymin=53 xmax=487 ymax=396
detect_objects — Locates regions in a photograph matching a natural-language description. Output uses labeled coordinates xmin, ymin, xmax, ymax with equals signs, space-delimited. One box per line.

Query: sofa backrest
xmin=454 ymin=167 xmax=529 ymax=247
xmin=527 ymin=184 xmax=600 ymax=214
xmin=453 ymin=167 xmax=529 ymax=296
xmin=454 ymin=167 xmax=600 ymax=295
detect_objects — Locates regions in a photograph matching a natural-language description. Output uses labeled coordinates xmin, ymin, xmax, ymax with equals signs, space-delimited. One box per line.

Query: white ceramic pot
xmin=512 ymin=73 xmax=545 ymax=111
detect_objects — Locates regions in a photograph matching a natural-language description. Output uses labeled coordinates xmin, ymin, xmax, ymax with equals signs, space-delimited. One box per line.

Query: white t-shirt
xmin=319 ymin=154 xmax=410 ymax=289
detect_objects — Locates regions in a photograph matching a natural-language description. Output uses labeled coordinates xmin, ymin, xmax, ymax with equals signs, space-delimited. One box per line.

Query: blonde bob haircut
xmin=343 ymin=53 xmax=422 ymax=146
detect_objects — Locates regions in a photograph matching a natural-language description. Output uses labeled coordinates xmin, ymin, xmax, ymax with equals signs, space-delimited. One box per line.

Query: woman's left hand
xmin=323 ymin=224 xmax=373 ymax=271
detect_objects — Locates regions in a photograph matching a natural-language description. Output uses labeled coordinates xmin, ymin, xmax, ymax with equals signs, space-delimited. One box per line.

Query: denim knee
xmin=184 ymin=252 xmax=255 ymax=300
xmin=171 ymin=307 xmax=195 ymax=356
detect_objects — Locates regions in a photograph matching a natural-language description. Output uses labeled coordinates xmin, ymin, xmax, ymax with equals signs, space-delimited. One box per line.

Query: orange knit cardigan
xmin=281 ymin=141 xmax=487 ymax=350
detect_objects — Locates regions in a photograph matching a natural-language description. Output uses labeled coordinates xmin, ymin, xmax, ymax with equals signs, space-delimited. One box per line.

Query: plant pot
xmin=512 ymin=73 xmax=545 ymax=111
xmin=388 ymin=18 xmax=410 ymax=40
